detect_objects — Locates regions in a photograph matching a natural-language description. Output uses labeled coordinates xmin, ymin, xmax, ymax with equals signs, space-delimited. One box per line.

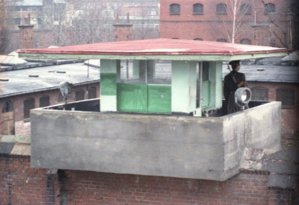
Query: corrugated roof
xmin=223 ymin=64 xmax=299 ymax=83
xmin=18 ymin=38 xmax=288 ymax=61
xmin=0 ymin=63 xmax=99 ymax=98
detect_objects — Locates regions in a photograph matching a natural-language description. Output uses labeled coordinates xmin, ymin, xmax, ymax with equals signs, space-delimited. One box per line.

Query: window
xmin=75 ymin=90 xmax=85 ymax=101
xmin=264 ymin=3 xmax=275 ymax=14
xmin=169 ymin=3 xmax=180 ymax=15
xmin=193 ymin=3 xmax=204 ymax=15
xmin=251 ymin=87 xmax=268 ymax=101
xmin=14 ymin=18 xmax=21 ymax=25
xmin=194 ymin=38 xmax=203 ymax=41
xmin=2 ymin=101 xmax=13 ymax=113
xmin=148 ymin=61 xmax=171 ymax=84
xmin=276 ymin=88 xmax=296 ymax=108
xmin=116 ymin=60 xmax=171 ymax=113
xmin=216 ymin=3 xmax=227 ymax=15
xmin=240 ymin=3 xmax=252 ymax=15
xmin=216 ymin=38 xmax=228 ymax=42
xmin=39 ymin=96 xmax=50 ymax=107
xmin=240 ymin=38 xmax=252 ymax=45
xmin=88 ymin=87 xmax=97 ymax=99
xmin=24 ymin=98 xmax=35 ymax=119
xmin=58 ymin=93 xmax=64 ymax=102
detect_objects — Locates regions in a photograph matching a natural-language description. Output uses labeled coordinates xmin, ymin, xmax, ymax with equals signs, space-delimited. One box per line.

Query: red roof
xmin=18 ymin=38 xmax=287 ymax=56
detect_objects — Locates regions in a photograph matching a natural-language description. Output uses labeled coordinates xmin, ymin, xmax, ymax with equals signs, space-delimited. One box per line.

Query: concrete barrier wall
xmin=30 ymin=102 xmax=281 ymax=181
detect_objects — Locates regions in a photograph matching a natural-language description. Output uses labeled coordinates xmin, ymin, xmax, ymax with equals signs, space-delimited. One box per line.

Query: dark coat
xmin=223 ymin=71 xmax=246 ymax=100
xmin=223 ymin=71 xmax=246 ymax=113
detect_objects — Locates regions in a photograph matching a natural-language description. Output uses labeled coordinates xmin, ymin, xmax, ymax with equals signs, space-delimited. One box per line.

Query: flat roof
xmin=0 ymin=63 xmax=99 ymax=98
xmin=18 ymin=38 xmax=288 ymax=61
xmin=223 ymin=64 xmax=299 ymax=84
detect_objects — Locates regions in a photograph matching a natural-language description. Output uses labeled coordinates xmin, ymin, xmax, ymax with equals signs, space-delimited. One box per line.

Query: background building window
xmin=193 ymin=3 xmax=204 ymax=15
xmin=240 ymin=3 xmax=252 ymax=15
xmin=169 ymin=4 xmax=180 ymax=15
xmin=88 ymin=87 xmax=97 ymax=99
xmin=251 ymin=87 xmax=269 ymax=101
xmin=216 ymin=38 xmax=228 ymax=42
xmin=216 ymin=3 xmax=227 ymax=15
xmin=2 ymin=101 xmax=13 ymax=113
xmin=240 ymin=38 xmax=252 ymax=44
xmin=58 ymin=93 xmax=64 ymax=102
xmin=75 ymin=90 xmax=85 ymax=101
xmin=264 ymin=3 xmax=275 ymax=14
xmin=39 ymin=95 xmax=50 ymax=107
xmin=24 ymin=98 xmax=35 ymax=119
xmin=276 ymin=88 xmax=296 ymax=108
xmin=194 ymin=38 xmax=203 ymax=40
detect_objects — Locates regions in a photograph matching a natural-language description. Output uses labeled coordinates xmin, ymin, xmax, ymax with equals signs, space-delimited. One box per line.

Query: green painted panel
xmin=117 ymin=83 xmax=147 ymax=113
xmin=101 ymin=73 xmax=117 ymax=96
xmin=202 ymin=80 xmax=210 ymax=107
xmin=148 ymin=85 xmax=171 ymax=113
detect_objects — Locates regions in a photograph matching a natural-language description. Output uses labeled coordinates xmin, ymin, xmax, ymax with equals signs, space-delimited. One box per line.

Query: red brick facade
xmin=160 ymin=0 xmax=292 ymax=48
xmin=247 ymin=82 xmax=299 ymax=136
xmin=0 ymin=83 xmax=99 ymax=135
xmin=0 ymin=155 xmax=296 ymax=205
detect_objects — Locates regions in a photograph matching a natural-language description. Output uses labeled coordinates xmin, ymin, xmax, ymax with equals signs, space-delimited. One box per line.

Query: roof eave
xmin=19 ymin=52 xmax=288 ymax=62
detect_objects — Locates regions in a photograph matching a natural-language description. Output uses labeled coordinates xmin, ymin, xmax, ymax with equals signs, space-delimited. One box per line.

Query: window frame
xmin=169 ymin=3 xmax=181 ymax=15
xmin=276 ymin=87 xmax=296 ymax=109
xmin=264 ymin=3 xmax=275 ymax=14
xmin=240 ymin=38 xmax=252 ymax=45
xmin=75 ymin=89 xmax=85 ymax=101
xmin=251 ymin=86 xmax=269 ymax=101
xmin=2 ymin=100 xmax=14 ymax=113
xmin=240 ymin=3 xmax=252 ymax=15
xmin=39 ymin=95 xmax=50 ymax=107
xmin=193 ymin=3 xmax=204 ymax=15
xmin=216 ymin=3 xmax=227 ymax=15
xmin=23 ymin=98 xmax=35 ymax=120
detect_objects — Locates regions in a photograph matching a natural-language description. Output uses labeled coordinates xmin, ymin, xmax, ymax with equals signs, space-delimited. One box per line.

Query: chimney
xmin=18 ymin=14 xmax=34 ymax=49
xmin=113 ymin=13 xmax=133 ymax=41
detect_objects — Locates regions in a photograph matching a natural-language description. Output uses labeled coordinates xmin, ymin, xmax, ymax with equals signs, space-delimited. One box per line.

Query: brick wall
xmin=0 ymin=83 xmax=99 ymax=135
xmin=247 ymin=82 xmax=299 ymax=136
xmin=0 ymin=155 xmax=296 ymax=205
xmin=160 ymin=0 xmax=291 ymax=47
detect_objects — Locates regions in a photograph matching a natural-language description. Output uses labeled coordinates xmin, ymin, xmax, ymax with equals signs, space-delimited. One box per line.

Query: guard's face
xmin=235 ymin=64 xmax=240 ymax=71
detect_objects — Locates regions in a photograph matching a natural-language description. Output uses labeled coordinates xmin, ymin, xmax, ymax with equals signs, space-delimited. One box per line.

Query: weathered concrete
xmin=30 ymin=102 xmax=281 ymax=181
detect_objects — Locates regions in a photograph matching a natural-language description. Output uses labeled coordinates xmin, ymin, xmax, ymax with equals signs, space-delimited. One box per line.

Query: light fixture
xmin=59 ymin=81 xmax=73 ymax=104
xmin=234 ymin=87 xmax=252 ymax=110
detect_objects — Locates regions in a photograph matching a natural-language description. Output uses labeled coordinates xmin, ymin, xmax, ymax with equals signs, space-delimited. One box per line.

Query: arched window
xmin=193 ymin=3 xmax=204 ymax=15
xmin=39 ymin=95 xmax=50 ymax=107
xmin=24 ymin=98 xmax=35 ymax=119
xmin=251 ymin=86 xmax=269 ymax=101
xmin=88 ymin=87 xmax=97 ymax=99
xmin=216 ymin=3 xmax=227 ymax=15
xmin=216 ymin=38 xmax=228 ymax=42
xmin=75 ymin=89 xmax=85 ymax=101
xmin=169 ymin=4 xmax=180 ymax=15
xmin=276 ymin=87 xmax=296 ymax=108
xmin=264 ymin=3 xmax=275 ymax=14
xmin=2 ymin=101 xmax=13 ymax=113
xmin=240 ymin=3 xmax=252 ymax=15
xmin=240 ymin=38 xmax=252 ymax=45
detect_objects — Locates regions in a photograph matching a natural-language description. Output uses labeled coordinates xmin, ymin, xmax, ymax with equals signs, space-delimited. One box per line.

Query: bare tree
xmin=214 ymin=0 xmax=253 ymax=43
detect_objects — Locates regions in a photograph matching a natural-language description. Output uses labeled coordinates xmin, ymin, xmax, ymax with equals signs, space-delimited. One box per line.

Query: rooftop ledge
xmin=30 ymin=100 xmax=281 ymax=181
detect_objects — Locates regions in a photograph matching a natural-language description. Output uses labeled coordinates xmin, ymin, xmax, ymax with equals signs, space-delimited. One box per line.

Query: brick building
xmin=0 ymin=60 xmax=100 ymax=136
xmin=160 ymin=0 xmax=292 ymax=48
